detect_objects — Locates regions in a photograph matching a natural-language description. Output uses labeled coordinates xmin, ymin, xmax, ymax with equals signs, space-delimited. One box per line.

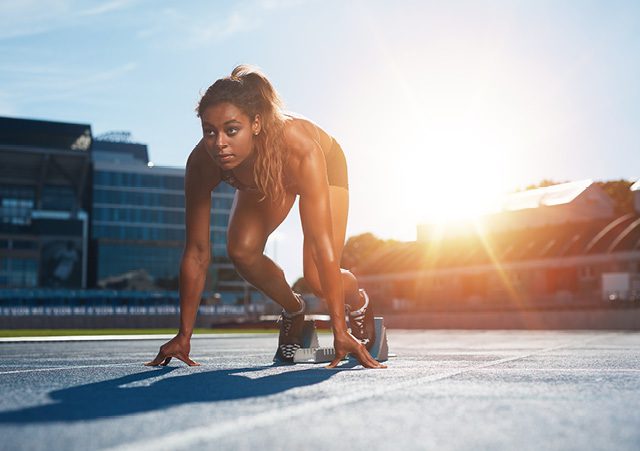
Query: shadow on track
xmin=0 ymin=364 xmax=354 ymax=423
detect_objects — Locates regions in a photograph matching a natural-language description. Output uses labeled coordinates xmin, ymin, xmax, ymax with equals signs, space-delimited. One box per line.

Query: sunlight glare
xmin=396 ymin=109 xmax=514 ymax=227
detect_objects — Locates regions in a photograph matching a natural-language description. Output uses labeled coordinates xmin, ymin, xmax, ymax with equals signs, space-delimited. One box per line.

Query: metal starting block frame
xmin=273 ymin=317 xmax=390 ymax=364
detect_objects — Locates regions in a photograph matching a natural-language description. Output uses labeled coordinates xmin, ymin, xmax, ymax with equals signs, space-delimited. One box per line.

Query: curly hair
xmin=196 ymin=64 xmax=288 ymax=204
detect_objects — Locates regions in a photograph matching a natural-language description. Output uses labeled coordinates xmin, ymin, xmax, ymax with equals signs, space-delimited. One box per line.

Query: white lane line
xmin=0 ymin=355 xmax=274 ymax=375
xmin=0 ymin=349 xmax=276 ymax=375
xmin=106 ymin=332 xmax=620 ymax=451
xmin=0 ymin=333 xmax=273 ymax=343
xmin=0 ymin=362 xmax=145 ymax=375
xmin=9 ymin=360 xmax=625 ymax=380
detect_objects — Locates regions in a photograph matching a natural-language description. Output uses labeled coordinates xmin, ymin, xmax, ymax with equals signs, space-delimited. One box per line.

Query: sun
xmin=335 ymin=27 xmax=541 ymax=241
xmin=389 ymin=109 xmax=515 ymax=230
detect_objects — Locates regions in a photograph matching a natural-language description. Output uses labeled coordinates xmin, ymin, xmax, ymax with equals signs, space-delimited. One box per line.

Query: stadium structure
xmin=356 ymin=180 xmax=640 ymax=310
xmin=2 ymin=114 xmax=638 ymax=324
xmin=0 ymin=116 xmax=263 ymax=319
xmin=0 ymin=117 xmax=91 ymax=289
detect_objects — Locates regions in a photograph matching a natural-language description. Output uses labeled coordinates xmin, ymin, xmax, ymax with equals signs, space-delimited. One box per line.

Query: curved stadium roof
xmin=355 ymin=213 xmax=640 ymax=276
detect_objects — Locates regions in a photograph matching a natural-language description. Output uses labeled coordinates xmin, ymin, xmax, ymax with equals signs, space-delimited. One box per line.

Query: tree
xmin=519 ymin=179 xmax=567 ymax=191
xmin=595 ymin=179 xmax=634 ymax=215
xmin=341 ymin=232 xmax=397 ymax=271
xmin=520 ymin=178 xmax=635 ymax=216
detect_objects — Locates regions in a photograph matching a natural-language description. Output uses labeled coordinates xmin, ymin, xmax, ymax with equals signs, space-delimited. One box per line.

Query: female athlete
xmin=146 ymin=65 xmax=385 ymax=369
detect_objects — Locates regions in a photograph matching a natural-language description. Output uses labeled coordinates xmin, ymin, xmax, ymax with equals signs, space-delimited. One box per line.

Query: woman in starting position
xmin=146 ymin=65 xmax=384 ymax=369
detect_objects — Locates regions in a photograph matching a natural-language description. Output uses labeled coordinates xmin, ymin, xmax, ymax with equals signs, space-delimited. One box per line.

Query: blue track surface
xmin=1 ymin=330 xmax=639 ymax=450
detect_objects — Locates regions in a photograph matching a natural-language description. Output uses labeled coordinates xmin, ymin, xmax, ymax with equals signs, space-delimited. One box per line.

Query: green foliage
xmin=595 ymin=179 xmax=634 ymax=215
xmin=341 ymin=232 xmax=387 ymax=270
xmin=519 ymin=179 xmax=567 ymax=191
xmin=520 ymin=178 xmax=634 ymax=216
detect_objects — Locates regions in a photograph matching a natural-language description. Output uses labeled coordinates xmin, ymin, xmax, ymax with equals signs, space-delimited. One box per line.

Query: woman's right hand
xmin=144 ymin=333 xmax=200 ymax=366
xmin=327 ymin=331 xmax=387 ymax=369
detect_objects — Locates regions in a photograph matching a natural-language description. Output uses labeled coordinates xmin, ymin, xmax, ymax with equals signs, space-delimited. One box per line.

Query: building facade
xmin=0 ymin=117 xmax=91 ymax=289
xmin=1 ymin=116 xmax=253 ymax=304
xmin=358 ymin=180 xmax=640 ymax=310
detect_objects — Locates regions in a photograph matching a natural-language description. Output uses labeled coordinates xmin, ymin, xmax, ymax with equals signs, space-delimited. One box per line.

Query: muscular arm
xmin=290 ymin=124 xmax=384 ymax=369
xmin=178 ymin=142 xmax=220 ymax=338
xmin=296 ymin=143 xmax=349 ymax=335
xmin=145 ymin=142 xmax=220 ymax=366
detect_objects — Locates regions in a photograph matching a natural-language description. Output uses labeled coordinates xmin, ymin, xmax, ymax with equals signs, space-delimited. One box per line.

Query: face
xmin=200 ymin=102 xmax=261 ymax=170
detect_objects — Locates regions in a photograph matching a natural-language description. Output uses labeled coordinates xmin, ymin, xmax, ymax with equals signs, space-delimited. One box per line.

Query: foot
xmin=347 ymin=289 xmax=376 ymax=350
xmin=274 ymin=293 xmax=306 ymax=363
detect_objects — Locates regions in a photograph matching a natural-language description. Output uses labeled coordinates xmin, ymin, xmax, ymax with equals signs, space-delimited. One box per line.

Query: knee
xmin=303 ymin=267 xmax=358 ymax=299
xmin=342 ymin=269 xmax=358 ymax=291
xmin=341 ymin=270 xmax=360 ymax=303
xmin=227 ymin=239 xmax=262 ymax=269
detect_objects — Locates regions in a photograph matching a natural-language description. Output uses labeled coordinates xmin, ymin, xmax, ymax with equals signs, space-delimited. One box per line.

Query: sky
xmin=1 ymin=0 xmax=639 ymax=284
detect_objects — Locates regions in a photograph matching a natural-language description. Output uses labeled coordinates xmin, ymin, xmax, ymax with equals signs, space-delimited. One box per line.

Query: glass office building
xmin=91 ymin=138 xmax=245 ymax=295
xmin=1 ymin=117 xmax=252 ymax=302
xmin=0 ymin=117 xmax=91 ymax=289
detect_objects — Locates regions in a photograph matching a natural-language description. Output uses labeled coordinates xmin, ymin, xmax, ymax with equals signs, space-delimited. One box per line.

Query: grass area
xmin=0 ymin=328 xmax=278 ymax=337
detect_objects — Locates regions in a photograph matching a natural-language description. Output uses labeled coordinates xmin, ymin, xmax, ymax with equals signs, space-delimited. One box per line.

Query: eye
xmin=227 ymin=127 xmax=238 ymax=135
xmin=204 ymin=129 xmax=216 ymax=137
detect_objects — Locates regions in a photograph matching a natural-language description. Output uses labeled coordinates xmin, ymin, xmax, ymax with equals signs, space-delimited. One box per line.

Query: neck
xmin=231 ymin=152 xmax=257 ymax=179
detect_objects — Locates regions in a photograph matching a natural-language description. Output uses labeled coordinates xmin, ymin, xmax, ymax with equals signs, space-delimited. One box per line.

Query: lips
xmin=217 ymin=154 xmax=233 ymax=162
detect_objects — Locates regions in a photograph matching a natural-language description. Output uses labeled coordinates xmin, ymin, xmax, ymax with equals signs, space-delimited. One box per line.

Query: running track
xmin=1 ymin=330 xmax=639 ymax=450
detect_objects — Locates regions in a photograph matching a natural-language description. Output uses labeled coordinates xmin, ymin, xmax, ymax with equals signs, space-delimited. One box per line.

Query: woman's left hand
xmin=327 ymin=331 xmax=387 ymax=369
xmin=144 ymin=333 xmax=200 ymax=367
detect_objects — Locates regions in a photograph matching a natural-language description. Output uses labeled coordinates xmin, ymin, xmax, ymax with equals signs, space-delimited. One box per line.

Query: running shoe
xmin=348 ymin=288 xmax=376 ymax=350
xmin=274 ymin=292 xmax=306 ymax=363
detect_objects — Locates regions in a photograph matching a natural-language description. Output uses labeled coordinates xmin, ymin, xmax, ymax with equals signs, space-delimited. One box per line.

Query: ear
xmin=252 ymin=114 xmax=262 ymax=135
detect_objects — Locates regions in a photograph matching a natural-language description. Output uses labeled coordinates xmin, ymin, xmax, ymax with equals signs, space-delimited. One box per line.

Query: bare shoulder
xmin=185 ymin=139 xmax=220 ymax=192
xmin=282 ymin=115 xmax=325 ymax=161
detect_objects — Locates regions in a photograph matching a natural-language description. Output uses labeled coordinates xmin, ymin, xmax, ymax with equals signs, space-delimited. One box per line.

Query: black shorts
xmin=326 ymin=138 xmax=349 ymax=190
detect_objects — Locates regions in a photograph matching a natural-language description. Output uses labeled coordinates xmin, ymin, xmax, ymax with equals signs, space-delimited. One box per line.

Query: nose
xmin=215 ymin=133 xmax=227 ymax=149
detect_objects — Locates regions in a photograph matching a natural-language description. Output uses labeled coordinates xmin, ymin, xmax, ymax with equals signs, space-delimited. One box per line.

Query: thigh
xmin=227 ymin=189 xmax=297 ymax=255
xmin=302 ymin=186 xmax=349 ymax=291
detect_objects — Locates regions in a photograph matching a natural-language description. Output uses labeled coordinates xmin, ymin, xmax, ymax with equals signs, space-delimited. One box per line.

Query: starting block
xmin=273 ymin=317 xmax=390 ymax=364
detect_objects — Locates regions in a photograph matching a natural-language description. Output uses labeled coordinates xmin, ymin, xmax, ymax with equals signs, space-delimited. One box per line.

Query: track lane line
xmin=0 ymin=333 xmax=273 ymax=343
xmin=0 ymin=362 xmax=146 ymax=375
xmin=0 ymin=353 xmax=275 ymax=375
